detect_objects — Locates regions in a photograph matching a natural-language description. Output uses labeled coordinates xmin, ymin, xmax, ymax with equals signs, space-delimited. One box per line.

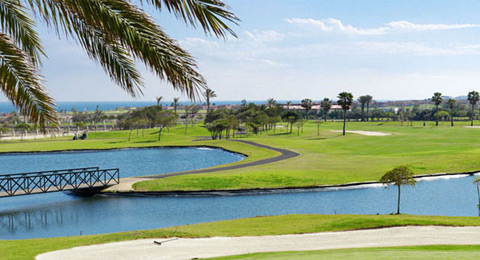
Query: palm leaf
xmin=142 ymin=0 xmax=239 ymax=38
xmin=0 ymin=33 xmax=56 ymax=129
xmin=0 ymin=0 xmax=45 ymax=66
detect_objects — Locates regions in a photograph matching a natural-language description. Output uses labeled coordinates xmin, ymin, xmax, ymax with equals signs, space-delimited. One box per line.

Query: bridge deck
xmin=0 ymin=167 xmax=119 ymax=197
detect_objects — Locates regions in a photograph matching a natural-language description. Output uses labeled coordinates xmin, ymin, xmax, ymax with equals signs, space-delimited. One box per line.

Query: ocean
xmin=0 ymin=100 xmax=294 ymax=113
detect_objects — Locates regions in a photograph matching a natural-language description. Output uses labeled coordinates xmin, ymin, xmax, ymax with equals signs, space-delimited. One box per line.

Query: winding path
xmin=106 ymin=139 xmax=299 ymax=192
xmin=37 ymin=226 xmax=480 ymax=260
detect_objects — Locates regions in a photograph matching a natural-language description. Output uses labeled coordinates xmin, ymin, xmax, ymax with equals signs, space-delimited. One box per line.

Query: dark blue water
xmin=0 ymin=147 xmax=245 ymax=177
xmin=1 ymin=174 xmax=479 ymax=240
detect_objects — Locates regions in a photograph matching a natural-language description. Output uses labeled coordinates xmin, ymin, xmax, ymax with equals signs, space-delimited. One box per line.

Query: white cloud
xmin=245 ymin=30 xmax=284 ymax=43
xmin=357 ymin=42 xmax=480 ymax=56
xmin=286 ymin=18 xmax=480 ymax=35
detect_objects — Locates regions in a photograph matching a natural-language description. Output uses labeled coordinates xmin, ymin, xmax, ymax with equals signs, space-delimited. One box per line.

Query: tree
xmin=474 ymin=177 xmax=480 ymax=217
xmin=281 ymin=110 xmax=300 ymax=133
xmin=365 ymin=95 xmax=373 ymax=121
xmin=267 ymin=98 xmax=277 ymax=108
xmin=446 ymin=98 xmax=456 ymax=127
xmin=468 ymin=91 xmax=480 ymax=126
xmin=380 ymin=165 xmax=416 ymax=215
xmin=286 ymin=101 xmax=292 ymax=111
xmin=0 ymin=0 xmax=238 ymax=130
xmin=320 ymin=98 xmax=332 ymax=122
xmin=301 ymin=98 xmax=313 ymax=119
xmin=203 ymin=88 xmax=217 ymax=112
xmin=156 ymin=96 xmax=163 ymax=109
xmin=172 ymin=97 xmax=180 ymax=114
xmin=431 ymin=92 xmax=443 ymax=126
xmin=357 ymin=96 xmax=368 ymax=121
xmin=154 ymin=110 xmax=177 ymax=141
xmin=337 ymin=92 xmax=353 ymax=136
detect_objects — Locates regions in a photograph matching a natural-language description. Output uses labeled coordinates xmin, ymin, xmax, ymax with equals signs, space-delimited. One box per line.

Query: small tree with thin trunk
xmin=320 ymin=98 xmax=332 ymax=122
xmin=156 ymin=96 xmax=163 ymax=110
xmin=172 ymin=97 xmax=180 ymax=114
xmin=431 ymin=92 xmax=443 ymax=126
xmin=337 ymin=92 xmax=353 ymax=136
xmin=474 ymin=177 xmax=480 ymax=217
xmin=155 ymin=110 xmax=177 ymax=141
xmin=357 ymin=96 xmax=368 ymax=121
xmin=286 ymin=101 xmax=292 ymax=111
xmin=380 ymin=165 xmax=416 ymax=215
xmin=301 ymin=98 xmax=313 ymax=119
xmin=365 ymin=95 xmax=373 ymax=121
xmin=468 ymin=91 xmax=480 ymax=126
xmin=203 ymin=88 xmax=217 ymax=113
xmin=446 ymin=98 xmax=456 ymax=127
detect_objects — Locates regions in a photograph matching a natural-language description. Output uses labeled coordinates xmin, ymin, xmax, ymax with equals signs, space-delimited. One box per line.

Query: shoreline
xmin=101 ymin=171 xmax=480 ymax=197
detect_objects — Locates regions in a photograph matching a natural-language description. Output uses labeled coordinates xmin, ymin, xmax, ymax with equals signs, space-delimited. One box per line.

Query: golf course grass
xmin=2 ymin=214 xmax=480 ymax=260
xmin=205 ymin=245 xmax=480 ymax=260
xmin=134 ymin=120 xmax=480 ymax=191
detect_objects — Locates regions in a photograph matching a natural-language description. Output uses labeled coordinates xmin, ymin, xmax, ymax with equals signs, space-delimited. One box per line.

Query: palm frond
xmin=29 ymin=0 xmax=207 ymax=99
xmin=0 ymin=0 xmax=45 ymax=66
xmin=142 ymin=0 xmax=239 ymax=38
xmin=0 ymin=33 xmax=57 ymax=129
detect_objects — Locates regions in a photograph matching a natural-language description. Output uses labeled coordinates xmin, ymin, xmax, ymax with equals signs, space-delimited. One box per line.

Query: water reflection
xmin=0 ymin=175 xmax=479 ymax=240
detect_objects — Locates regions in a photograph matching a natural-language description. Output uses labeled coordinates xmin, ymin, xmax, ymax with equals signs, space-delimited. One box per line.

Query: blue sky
xmin=4 ymin=0 xmax=480 ymax=102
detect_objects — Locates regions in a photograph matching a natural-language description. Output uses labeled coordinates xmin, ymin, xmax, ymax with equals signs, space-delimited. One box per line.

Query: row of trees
xmin=431 ymin=91 xmax=480 ymax=127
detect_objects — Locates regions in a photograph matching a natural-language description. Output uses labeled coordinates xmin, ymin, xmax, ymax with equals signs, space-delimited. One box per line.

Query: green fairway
xmin=2 ymin=214 xmax=480 ymax=260
xmin=135 ymin=120 xmax=480 ymax=191
xmin=206 ymin=245 xmax=480 ymax=260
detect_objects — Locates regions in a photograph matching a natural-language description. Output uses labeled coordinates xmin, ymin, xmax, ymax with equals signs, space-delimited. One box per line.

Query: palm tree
xmin=446 ymin=98 xmax=456 ymax=127
xmin=365 ymin=95 xmax=373 ymax=121
xmin=337 ymin=92 xmax=353 ymax=136
xmin=468 ymin=91 xmax=480 ymax=126
xmin=172 ymin=97 xmax=180 ymax=114
xmin=357 ymin=96 xmax=368 ymax=121
xmin=203 ymin=88 xmax=217 ymax=113
xmin=267 ymin=98 xmax=277 ymax=108
xmin=156 ymin=96 xmax=163 ymax=109
xmin=286 ymin=101 xmax=292 ymax=111
xmin=0 ymin=0 xmax=238 ymax=130
xmin=380 ymin=165 xmax=416 ymax=215
xmin=431 ymin=92 xmax=443 ymax=126
xmin=301 ymin=98 xmax=313 ymax=119
xmin=320 ymin=98 xmax=332 ymax=122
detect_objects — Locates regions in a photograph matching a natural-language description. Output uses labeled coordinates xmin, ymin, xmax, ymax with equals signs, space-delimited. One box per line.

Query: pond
xmin=0 ymin=147 xmax=246 ymax=177
xmin=1 ymin=172 xmax=479 ymax=240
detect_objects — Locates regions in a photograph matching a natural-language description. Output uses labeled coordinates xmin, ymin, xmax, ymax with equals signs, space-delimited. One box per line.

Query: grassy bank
xmin=2 ymin=214 xmax=480 ymax=260
xmin=135 ymin=121 xmax=480 ymax=191
xmin=206 ymin=245 xmax=480 ymax=260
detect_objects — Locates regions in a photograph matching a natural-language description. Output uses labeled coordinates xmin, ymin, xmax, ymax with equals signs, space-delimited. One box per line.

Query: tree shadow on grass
xmin=132 ymin=140 xmax=157 ymax=144
xmin=271 ymin=132 xmax=293 ymax=136
xmin=306 ymin=135 xmax=343 ymax=140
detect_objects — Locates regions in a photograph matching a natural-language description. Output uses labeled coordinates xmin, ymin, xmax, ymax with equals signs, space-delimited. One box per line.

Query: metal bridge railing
xmin=0 ymin=167 xmax=120 ymax=197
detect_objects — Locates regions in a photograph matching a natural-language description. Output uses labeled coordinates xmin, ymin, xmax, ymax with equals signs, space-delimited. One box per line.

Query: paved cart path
xmin=106 ymin=139 xmax=299 ymax=192
xmin=37 ymin=226 xmax=480 ymax=260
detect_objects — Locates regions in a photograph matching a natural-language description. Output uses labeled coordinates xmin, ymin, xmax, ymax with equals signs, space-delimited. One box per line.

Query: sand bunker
xmin=37 ymin=226 xmax=480 ymax=260
xmin=330 ymin=130 xmax=391 ymax=136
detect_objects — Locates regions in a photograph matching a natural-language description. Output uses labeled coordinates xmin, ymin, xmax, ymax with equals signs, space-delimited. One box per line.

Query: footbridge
xmin=0 ymin=167 xmax=119 ymax=197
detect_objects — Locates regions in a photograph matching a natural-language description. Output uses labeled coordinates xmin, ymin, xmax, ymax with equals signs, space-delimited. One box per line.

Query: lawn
xmin=134 ymin=120 xmax=480 ymax=191
xmin=206 ymin=245 xmax=480 ymax=260
xmin=2 ymin=214 xmax=480 ymax=260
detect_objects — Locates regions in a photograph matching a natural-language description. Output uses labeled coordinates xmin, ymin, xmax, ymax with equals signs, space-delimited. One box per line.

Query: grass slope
xmin=135 ymin=121 xmax=480 ymax=191
xmin=2 ymin=214 xmax=480 ymax=260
